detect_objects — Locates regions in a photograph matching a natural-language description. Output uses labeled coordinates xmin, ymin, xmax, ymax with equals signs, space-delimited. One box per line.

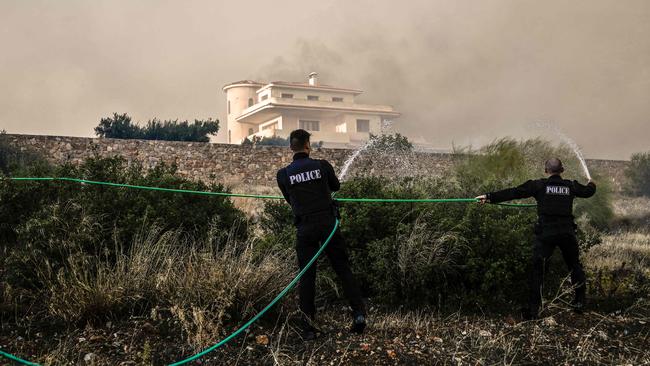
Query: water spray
xmin=534 ymin=121 xmax=592 ymax=181
xmin=338 ymin=138 xmax=376 ymax=182
xmin=338 ymin=119 xmax=392 ymax=181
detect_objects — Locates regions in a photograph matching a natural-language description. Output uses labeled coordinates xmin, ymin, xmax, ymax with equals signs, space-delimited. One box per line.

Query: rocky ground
xmin=2 ymin=301 xmax=649 ymax=366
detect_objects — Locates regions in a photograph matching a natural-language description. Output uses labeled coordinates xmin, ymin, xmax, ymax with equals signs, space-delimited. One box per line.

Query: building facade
xmin=223 ymin=73 xmax=400 ymax=147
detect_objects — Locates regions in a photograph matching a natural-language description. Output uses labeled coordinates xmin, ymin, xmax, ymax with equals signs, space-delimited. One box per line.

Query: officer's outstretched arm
xmin=486 ymin=180 xmax=538 ymax=204
xmin=573 ymin=180 xmax=596 ymax=198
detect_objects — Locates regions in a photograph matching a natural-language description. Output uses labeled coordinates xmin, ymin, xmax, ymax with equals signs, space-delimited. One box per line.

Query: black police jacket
xmin=487 ymin=175 xmax=596 ymax=235
xmin=277 ymin=152 xmax=340 ymax=220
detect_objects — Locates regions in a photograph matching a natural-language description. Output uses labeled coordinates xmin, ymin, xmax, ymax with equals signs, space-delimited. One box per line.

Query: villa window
xmin=307 ymin=95 xmax=319 ymax=101
xmin=332 ymin=97 xmax=343 ymax=102
xmin=356 ymin=119 xmax=370 ymax=133
xmin=281 ymin=93 xmax=294 ymax=98
xmin=248 ymin=128 xmax=254 ymax=136
xmin=248 ymin=98 xmax=254 ymax=107
xmin=260 ymin=94 xmax=268 ymax=101
xmin=299 ymin=120 xmax=320 ymax=131
xmin=227 ymin=100 xmax=231 ymax=114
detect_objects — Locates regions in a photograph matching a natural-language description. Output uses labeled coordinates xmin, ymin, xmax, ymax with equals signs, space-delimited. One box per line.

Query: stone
xmin=543 ymin=316 xmax=558 ymax=327
xmin=478 ymin=330 xmax=492 ymax=337
xmin=255 ymin=334 xmax=269 ymax=345
xmin=83 ymin=353 xmax=95 ymax=363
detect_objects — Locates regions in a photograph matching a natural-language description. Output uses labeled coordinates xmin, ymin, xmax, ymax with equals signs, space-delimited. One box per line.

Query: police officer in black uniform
xmin=277 ymin=129 xmax=366 ymax=340
xmin=476 ymin=158 xmax=596 ymax=319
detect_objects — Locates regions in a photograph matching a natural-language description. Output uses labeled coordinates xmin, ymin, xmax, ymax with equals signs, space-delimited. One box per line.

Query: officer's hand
xmin=475 ymin=195 xmax=488 ymax=204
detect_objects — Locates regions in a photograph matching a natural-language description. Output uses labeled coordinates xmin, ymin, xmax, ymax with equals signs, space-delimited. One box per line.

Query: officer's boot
xmin=571 ymin=288 xmax=586 ymax=314
xmin=350 ymin=310 xmax=366 ymax=334
xmin=301 ymin=314 xmax=319 ymax=341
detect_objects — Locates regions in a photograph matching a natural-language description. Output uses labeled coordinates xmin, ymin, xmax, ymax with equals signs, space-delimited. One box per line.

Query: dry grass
xmin=41 ymin=222 xmax=295 ymax=349
xmin=585 ymin=231 xmax=650 ymax=273
xmin=396 ymin=212 xmax=467 ymax=281
xmin=612 ymin=195 xmax=650 ymax=218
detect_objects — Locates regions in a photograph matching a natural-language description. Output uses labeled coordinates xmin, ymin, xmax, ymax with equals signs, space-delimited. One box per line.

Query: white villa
xmin=222 ymin=73 xmax=400 ymax=147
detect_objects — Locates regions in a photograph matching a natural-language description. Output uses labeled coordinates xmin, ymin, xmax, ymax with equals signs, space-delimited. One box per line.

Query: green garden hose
xmin=0 ymin=177 xmax=535 ymax=365
xmin=0 ymin=350 xmax=40 ymax=366
xmin=3 ymin=177 xmax=536 ymax=206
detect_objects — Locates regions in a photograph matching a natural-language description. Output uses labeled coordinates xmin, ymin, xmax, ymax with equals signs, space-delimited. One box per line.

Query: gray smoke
xmin=1 ymin=0 xmax=649 ymax=159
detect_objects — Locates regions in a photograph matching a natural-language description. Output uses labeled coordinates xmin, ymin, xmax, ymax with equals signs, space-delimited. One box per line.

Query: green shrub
xmin=624 ymin=151 xmax=650 ymax=197
xmin=94 ymin=113 xmax=219 ymax=142
xmin=242 ymin=135 xmax=289 ymax=147
xmin=255 ymin=200 xmax=295 ymax=254
xmin=368 ymin=133 xmax=413 ymax=152
xmin=335 ymin=176 xmax=538 ymax=309
xmin=2 ymin=155 xmax=247 ymax=291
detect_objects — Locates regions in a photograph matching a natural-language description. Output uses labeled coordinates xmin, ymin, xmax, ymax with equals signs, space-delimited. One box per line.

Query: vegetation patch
xmin=1 ymin=136 xmax=648 ymax=365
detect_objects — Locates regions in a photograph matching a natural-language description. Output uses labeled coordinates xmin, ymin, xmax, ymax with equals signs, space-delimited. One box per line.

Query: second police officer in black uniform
xmin=476 ymin=158 xmax=596 ymax=319
xmin=277 ymin=129 xmax=366 ymax=340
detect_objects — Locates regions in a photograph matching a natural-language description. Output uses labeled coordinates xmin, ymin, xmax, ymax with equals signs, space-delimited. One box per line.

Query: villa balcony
xmin=236 ymin=97 xmax=399 ymax=125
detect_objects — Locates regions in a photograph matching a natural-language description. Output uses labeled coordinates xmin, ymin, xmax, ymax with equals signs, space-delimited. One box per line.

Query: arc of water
xmin=534 ymin=122 xmax=592 ymax=181
xmin=338 ymin=139 xmax=375 ymax=182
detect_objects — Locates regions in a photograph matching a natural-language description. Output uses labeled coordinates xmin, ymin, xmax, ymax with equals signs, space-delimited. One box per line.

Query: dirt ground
xmin=2 ymin=301 xmax=649 ymax=366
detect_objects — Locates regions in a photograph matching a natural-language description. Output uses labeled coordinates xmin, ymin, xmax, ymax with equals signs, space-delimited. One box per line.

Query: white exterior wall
xmin=343 ymin=113 xmax=382 ymax=141
xmin=225 ymin=85 xmax=260 ymax=143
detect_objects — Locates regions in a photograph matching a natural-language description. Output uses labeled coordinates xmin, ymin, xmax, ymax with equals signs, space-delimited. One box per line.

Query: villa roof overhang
xmin=222 ymin=80 xmax=364 ymax=95
xmin=222 ymin=80 xmax=266 ymax=92
xmin=257 ymin=82 xmax=363 ymax=95
xmin=235 ymin=98 xmax=400 ymax=124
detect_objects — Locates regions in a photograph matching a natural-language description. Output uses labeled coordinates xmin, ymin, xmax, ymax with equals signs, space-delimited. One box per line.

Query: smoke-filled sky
xmin=1 ymin=0 xmax=648 ymax=159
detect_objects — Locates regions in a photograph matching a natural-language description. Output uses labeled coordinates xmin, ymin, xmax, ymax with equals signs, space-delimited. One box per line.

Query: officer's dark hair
xmin=289 ymin=129 xmax=311 ymax=151
xmin=545 ymin=158 xmax=564 ymax=174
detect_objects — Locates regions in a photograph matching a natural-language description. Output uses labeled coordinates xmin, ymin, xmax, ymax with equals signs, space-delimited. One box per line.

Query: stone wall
xmin=3 ymin=134 xmax=628 ymax=192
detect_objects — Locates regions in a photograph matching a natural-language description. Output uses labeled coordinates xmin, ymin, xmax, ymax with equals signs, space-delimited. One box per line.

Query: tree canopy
xmin=94 ymin=113 xmax=219 ymax=142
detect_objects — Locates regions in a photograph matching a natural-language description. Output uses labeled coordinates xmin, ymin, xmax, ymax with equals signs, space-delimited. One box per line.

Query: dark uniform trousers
xmin=530 ymin=232 xmax=586 ymax=312
xmin=295 ymin=212 xmax=365 ymax=320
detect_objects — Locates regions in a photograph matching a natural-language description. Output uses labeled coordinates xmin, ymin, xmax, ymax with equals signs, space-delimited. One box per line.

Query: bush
xmin=368 ymin=133 xmax=413 ymax=152
xmin=254 ymin=200 xmax=295 ymax=255
xmin=624 ymin=151 xmax=650 ymax=197
xmin=94 ymin=113 xmax=219 ymax=142
xmin=335 ymin=176 xmax=537 ymax=309
xmin=242 ymin=135 xmax=289 ymax=147
xmin=2 ymin=155 xmax=247 ymax=291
